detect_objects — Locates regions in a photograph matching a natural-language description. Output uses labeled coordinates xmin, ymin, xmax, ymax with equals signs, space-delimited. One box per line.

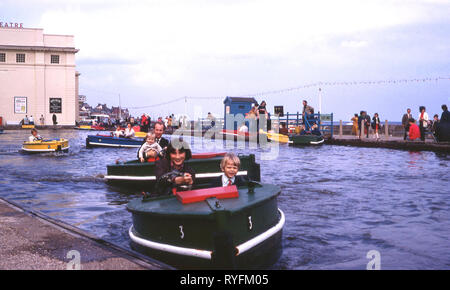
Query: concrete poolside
xmin=0 ymin=198 xmax=171 ymax=270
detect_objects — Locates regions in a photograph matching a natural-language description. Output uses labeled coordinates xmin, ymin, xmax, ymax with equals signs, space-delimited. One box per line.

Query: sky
xmin=1 ymin=0 xmax=450 ymax=121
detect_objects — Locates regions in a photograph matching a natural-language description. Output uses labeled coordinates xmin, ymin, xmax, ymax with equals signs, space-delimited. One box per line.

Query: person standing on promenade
xmin=39 ymin=114 xmax=45 ymax=126
xmin=358 ymin=111 xmax=370 ymax=138
xmin=52 ymin=114 xmax=57 ymax=128
xmin=440 ymin=104 xmax=450 ymax=123
xmin=431 ymin=114 xmax=440 ymax=135
xmin=402 ymin=108 xmax=412 ymax=140
xmin=302 ymin=100 xmax=314 ymax=130
xmin=351 ymin=114 xmax=359 ymax=136
xmin=418 ymin=106 xmax=429 ymax=141
xmin=372 ymin=113 xmax=381 ymax=140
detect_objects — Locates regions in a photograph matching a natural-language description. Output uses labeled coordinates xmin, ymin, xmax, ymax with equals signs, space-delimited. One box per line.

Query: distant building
xmin=0 ymin=26 xmax=79 ymax=125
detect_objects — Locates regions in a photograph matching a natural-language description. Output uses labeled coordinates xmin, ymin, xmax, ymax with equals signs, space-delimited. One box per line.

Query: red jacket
xmin=409 ymin=123 xmax=421 ymax=140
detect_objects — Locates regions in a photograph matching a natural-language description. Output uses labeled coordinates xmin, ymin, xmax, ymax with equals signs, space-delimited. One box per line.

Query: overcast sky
xmin=2 ymin=0 xmax=450 ymax=121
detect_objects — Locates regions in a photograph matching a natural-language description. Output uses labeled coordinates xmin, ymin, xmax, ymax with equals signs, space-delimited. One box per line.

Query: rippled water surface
xmin=0 ymin=129 xmax=449 ymax=269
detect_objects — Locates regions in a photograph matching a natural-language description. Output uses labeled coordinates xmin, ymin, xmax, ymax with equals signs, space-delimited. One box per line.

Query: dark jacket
xmin=156 ymin=136 xmax=169 ymax=149
xmin=402 ymin=113 xmax=412 ymax=127
xmin=441 ymin=110 xmax=450 ymax=123
xmin=371 ymin=117 xmax=381 ymax=129
xmin=210 ymin=175 xmax=248 ymax=188
xmin=155 ymin=158 xmax=196 ymax=194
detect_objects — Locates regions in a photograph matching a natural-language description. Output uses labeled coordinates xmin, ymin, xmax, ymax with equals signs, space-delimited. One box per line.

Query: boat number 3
xmin=248 ymin=216 xmax=253 ymax=230
xmin=179 ymin=225 xmax=184 ymax=239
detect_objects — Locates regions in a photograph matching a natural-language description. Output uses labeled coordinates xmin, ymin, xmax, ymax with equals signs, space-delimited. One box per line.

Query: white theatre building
xmin=0 ymin=25 xmax=79 ymax=126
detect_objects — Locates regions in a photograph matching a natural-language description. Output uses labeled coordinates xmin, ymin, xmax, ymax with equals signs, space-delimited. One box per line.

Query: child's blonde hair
xmin=220 ymin=153 xmax=241 ymax=170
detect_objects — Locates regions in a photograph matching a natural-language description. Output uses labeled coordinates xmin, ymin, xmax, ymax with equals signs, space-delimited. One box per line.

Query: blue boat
xmin=86 ymin=134 xmax=145 ymax=148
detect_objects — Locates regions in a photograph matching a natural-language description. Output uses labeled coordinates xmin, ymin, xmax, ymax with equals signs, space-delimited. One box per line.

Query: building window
xmin=16 ymin=53 xmax=25 ymax=63
xmin=51 ymin=55 xmax=60 ymax=64
xmin=0 ymin=53 xmax=5 ymax=62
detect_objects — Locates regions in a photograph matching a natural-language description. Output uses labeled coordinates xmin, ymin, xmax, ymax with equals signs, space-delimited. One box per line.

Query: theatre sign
xmin=0 ymin=21 xmax=24 ymax=28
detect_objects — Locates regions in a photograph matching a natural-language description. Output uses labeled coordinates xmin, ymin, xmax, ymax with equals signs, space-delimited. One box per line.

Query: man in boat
xmin=211 ymin=153 xmax=248 ymax=187
xmin=154 ymin=121 xmax=170 ymax=149
xmin=28 ymin=128 xmax=43 ymax=142
xmin=155 ymin=139 xmax=195 ymax=195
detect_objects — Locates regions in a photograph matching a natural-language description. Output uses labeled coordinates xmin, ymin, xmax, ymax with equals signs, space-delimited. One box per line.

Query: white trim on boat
xmin=310 ymin=139 xmax=324 ymax=145
xmin=88 ymin=142 xmax=142 ymax=148
xmin=21 ymin=146 xmax=70 ymax=152
xmin=129 ymin=226 xmax=213 ymax=260
xmin=236 ymin=208 xmax=285 ymax=255
xmin=105 ymin=171 xmax=248 ymax=181
xmin=128 ymin=208 xmax=284 ymax=260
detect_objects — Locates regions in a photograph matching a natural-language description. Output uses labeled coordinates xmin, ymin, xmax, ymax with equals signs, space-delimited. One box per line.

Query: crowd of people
xmin=351 ymin=104 xmax=450 ymax=142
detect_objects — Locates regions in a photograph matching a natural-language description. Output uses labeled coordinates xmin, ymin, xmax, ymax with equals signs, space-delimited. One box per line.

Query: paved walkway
xmin=0 ymin=198 xmax=170 ymax=270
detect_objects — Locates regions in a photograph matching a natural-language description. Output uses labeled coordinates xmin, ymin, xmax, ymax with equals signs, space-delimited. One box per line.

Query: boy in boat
xmin=212 ymin=153 xmax=248 ymax=187
xmin=138 ymin=131 xmax=163 ymax=162
xmin=28 ymin=128 xmax=43 ymax=142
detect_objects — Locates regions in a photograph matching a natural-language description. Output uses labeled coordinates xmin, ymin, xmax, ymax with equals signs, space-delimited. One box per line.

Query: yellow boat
xmin=22 ymin=138 xmax=70 ymax=153
xmin=135 ymin=131 xmax=147 ymax=138
xmin=259 ymin=129 xmax=290 ymax=144
xmin=22 ymin=124 xmax=35 ymax=129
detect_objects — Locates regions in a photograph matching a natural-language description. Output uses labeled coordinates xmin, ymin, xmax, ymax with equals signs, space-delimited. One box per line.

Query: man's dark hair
xmin=442 ymin=104 xmax=448 ymax=111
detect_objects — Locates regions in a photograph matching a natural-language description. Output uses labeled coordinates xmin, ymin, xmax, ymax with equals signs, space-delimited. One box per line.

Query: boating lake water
xmin=0 ymin=129 xmax=449 ymax=269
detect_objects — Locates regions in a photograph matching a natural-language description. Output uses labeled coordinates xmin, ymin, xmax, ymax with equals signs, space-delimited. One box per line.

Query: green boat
xmin=105 ymin=153 xmax=261 ymax=190
xmin=289 ymin=134 xmax=324 ymax=145
xmin=127 ymin=183 xmax=284 ymax=269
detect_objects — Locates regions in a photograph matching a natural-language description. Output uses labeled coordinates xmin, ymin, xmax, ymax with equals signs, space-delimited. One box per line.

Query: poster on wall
xmin=274 ymin=106 xmax=284 ymax=117
xmin=49 ymin=98 xmax=62 ymax=114
xmin=14 ymin=96 xmax=27 ymax=114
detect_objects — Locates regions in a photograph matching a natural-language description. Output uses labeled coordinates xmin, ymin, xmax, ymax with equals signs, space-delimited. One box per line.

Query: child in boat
xmin=124 ymin=123 xmax=135 ymax=138
xmin=138 ymin=131 xmax=163 ymax=162
xmin=28 ymin=128 xmax=43 ymax=142
xmin=212 ymin=153 xmax=248 ymax=187
xmin=113 ymin=126 xmax=124 ymax=138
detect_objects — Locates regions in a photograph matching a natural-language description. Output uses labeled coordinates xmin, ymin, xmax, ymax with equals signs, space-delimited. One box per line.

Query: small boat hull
xmin=289 ymin=134 xmax=325 ymax=145
xmin=22 ymin=124 xmax=35 ymax=129
xmin=75 ymin=125 xmax=106 ymax=130
xmin=21 ymin=139 xmax=69 ymax=153
xmin=127 ymin=184 xmax=284 ymax=269
xmin=86 ymin=135 xmax=145 ymax=148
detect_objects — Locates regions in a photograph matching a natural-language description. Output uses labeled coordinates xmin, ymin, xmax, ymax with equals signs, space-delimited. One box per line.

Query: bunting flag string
xmin=231 ymin=76 xmax=450 ymax=98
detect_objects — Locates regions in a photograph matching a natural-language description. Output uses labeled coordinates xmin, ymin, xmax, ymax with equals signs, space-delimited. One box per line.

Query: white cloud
xmin=35 ymin=0 xmax=446 ymax=87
